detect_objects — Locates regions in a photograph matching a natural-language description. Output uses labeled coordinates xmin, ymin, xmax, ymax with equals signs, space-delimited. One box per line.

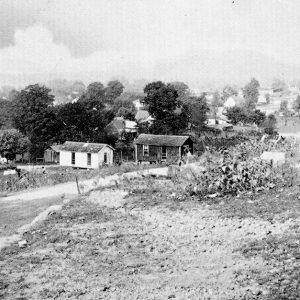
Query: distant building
xmin=206 ymin=106 xmax=230 ymax=126
xmin=135 ymin=110 xmax=154 ymax=124
xmin=134 ymin=134 xmax=193 ymax=163
xmin=58 ymin=141 xmax=114 ymax=168
xmin=206 ymin=114 xmax=230 ymax=126
xmin=44 ymin=145 xmax=61 ymax=163
xmin=132 ymin=99 xmax=144 ymax=111
xmin=105 ymin=117 xmax=137 ymax=138
xmin=223 ymin=95 xmax=245 ymax=110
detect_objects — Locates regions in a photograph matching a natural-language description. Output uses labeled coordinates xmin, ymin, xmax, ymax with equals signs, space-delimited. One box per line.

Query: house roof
xmin=135 ymin=110 xmax=150 ymax=122
xmin=224 ymin=96 xmax=245 ymax=108
xmin=59 ymin=141 xmax=114 ymax=153
xmin=111 ymin=118 xmax=125 ymax=131
xmin=134 ymin=134 xmax=192 ymax=147
xmin=50 ymin=145 xmax=61 ymax=152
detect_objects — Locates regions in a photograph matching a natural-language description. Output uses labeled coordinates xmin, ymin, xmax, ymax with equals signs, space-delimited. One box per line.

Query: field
xmin=0 ymin=176 xmax=299 ymax=299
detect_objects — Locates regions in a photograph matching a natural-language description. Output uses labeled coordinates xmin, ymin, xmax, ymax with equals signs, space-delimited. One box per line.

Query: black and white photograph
xmin=0 ymin=0 xmax=299 ymax=299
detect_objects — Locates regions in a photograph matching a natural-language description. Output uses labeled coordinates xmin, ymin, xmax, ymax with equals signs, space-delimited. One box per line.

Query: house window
xmin=104 ymin=153 xmax=108 ymax=164
xmin=71 ymin=152 xmax=75 ymax=165
xmin=143 ymin=145 xmax=149 ymax=156
xmin=87 ymin=153 xmax=91 ymax=166
xmin=161 ymin=146 xmax=167 ymax=160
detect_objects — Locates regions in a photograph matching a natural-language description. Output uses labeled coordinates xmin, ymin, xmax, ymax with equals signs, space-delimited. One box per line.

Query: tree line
xmin=1 ymin=76 xmax=295 ymax=161
xmin=0 ymin=80 xmax=208 ymax=160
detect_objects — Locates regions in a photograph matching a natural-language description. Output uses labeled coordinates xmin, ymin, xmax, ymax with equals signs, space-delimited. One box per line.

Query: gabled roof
xmin=135 ymin=110 xmax=150 ymax=122
xmin=50 ymin=145 xmax=61 ymax=152
xmin=110 ymin=118 xmax=125 ymax=132
xmin=134 ymin=134 xmax=192 ymax=147
xmin=224 ymin=95 xmax=245 ymax=108
xmin=59 ymin=141 xmax=114 ymax=153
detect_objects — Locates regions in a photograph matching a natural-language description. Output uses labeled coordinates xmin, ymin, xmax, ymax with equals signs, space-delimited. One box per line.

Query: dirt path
xmin=0 ymin=167 xmax=168 ymax=202
xmin=1 ymin=181 xmax=296 ymax=299
xmin=0 ymin=167 xmax=168 ymax=248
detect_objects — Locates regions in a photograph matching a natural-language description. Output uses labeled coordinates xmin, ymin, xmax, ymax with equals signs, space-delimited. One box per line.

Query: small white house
xmin=58 ymin=141 xmax=115 ymax=169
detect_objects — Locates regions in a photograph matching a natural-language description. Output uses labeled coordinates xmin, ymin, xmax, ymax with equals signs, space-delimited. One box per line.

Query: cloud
xmin=0 ymin=0 xmax=50 ymax=48
xmin=0 ymin=0 xmax=300 ymax=87
xmin=0 ymin=25 xmax=163 ymax=85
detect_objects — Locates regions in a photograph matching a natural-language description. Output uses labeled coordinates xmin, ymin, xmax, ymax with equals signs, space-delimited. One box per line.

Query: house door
xmin=104 ymin=153 xmax=108 ymax=164
xmin=161 ymin=146 xmax=167 ymax=161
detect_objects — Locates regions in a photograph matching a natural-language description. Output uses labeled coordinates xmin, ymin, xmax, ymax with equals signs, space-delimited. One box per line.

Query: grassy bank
xmin=0 ymin=163 xmax=162 ymax=194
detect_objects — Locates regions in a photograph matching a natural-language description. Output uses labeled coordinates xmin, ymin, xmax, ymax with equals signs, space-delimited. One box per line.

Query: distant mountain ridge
xmin=154 ymin=50 xmax=300 ymax=89
xmin=0 ymin=50 xmax=299 ymax=90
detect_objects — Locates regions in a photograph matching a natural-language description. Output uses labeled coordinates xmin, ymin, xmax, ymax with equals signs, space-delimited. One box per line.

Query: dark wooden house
xmin=134 ymin=134 xmax=194 ymax=163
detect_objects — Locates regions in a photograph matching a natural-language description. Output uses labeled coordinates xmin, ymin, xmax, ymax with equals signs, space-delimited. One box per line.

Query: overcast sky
xmin=0 ymin=0 xmax=300 ymax=86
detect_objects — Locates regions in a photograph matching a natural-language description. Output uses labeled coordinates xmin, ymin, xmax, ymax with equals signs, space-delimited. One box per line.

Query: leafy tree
xmin=221 ymin=85 xmax=238 ymax=102
xmin=105 ymin=80 xmax=125 ymax=104
xmin=0 ymin=99 xmax=13 ymax=129
xmin=114 ymin=132 xmax=135 ymax=161
xmin=225 ymin=106 xmax=266 ymax=126
xmin=143 ymin=81 xmax=188 ymax=134
xmin=56 ymin=102 xmax=89 ymax=142
xmin=187 ymin=95 xmax=209 ymax=129
xmin=225 ymin=106 xmax=247 ymax=125
xmin=169 ymin=81 xmax=190 ymax=103
xmin=78 ymin=82 xmax=105 ymax=110
xmin=0 ymin=129 xmax=30 ymax=161
xmin=116 ymin=107 xmax=135 ymax=121
xmin=247 ymin=109 xmax=266 ymax=126
xmin=243 ymin=78 xmax=260 ymax=109
xmin=113 ymin=97 xmax=136 ymax=120
xmin=56 ymin=101 xmax=114 ymax=143
xmin=11 ymin=84 xmax=60 ymax=158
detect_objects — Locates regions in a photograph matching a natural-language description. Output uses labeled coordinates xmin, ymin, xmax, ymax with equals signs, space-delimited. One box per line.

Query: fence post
xmin=75 ymin=176 xmax=81 ymax=195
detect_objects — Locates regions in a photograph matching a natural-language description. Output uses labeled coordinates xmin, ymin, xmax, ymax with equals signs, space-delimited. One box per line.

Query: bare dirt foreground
xmin=0 ymin=178 xmax=299 ymax=299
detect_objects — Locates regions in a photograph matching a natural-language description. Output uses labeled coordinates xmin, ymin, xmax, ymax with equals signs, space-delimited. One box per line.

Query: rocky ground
xmin=0 ymin=177 xmax=299 ymax=299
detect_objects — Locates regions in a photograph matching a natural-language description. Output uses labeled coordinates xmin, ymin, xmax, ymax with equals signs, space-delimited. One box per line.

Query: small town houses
xmin=41 ymin=133 xmax=194 ymax=168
